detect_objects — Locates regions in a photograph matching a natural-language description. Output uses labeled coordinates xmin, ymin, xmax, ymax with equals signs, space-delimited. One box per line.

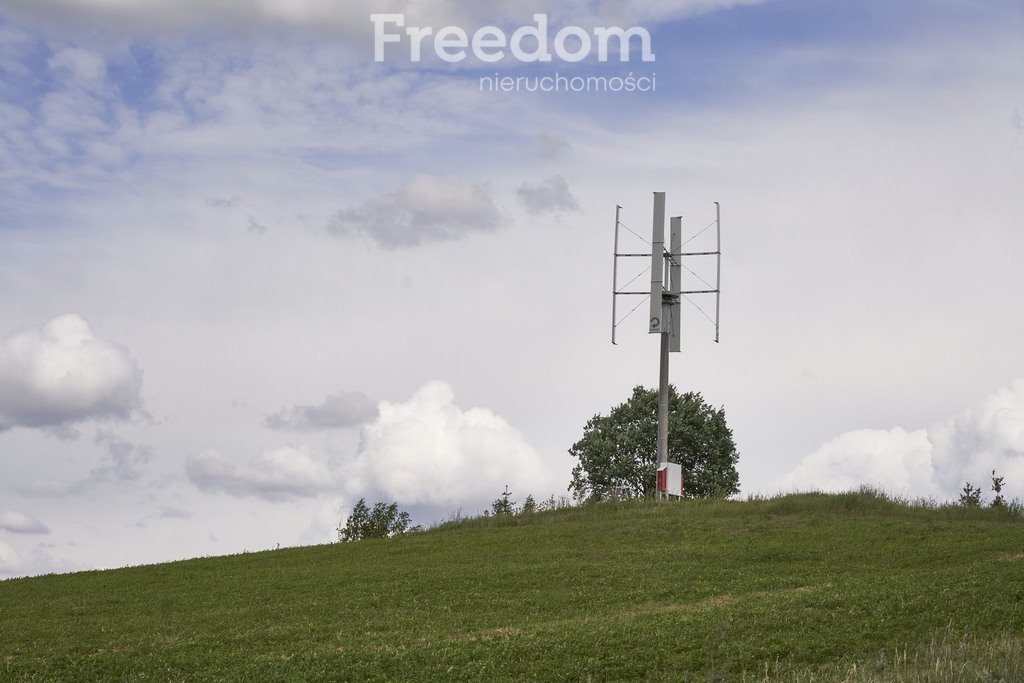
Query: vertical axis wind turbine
xmin=610 ymin=193 xmax=722 ymax=499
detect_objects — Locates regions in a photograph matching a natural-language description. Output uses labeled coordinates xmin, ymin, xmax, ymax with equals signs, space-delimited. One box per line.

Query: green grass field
xmin=2 ymin=492 xmax=1022 ymax=681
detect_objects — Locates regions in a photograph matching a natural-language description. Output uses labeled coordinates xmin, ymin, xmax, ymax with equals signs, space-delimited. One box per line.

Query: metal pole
xmin=612 ymin=205 xmax=621 ymax=345
xmin=715 ymin=202 xmax=721 ymax=343
xmin=655 ymin=329 xmax=671 ymax=497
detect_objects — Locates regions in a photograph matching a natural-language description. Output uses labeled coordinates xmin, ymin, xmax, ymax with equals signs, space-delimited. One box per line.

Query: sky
xmin=1 ymin=0 xmax=1022 ymax=578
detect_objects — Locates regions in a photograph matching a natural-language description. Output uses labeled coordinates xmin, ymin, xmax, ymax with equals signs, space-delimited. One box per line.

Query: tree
xmin=521 ymin=494 xmax=537 ymax=515
xmin=569 ymin=385 xmax=739 ymax=501
xmin=337 ymin=498 xmax=413 ymax=542
xmin=991 ymin=471 xmax=1005 ymax=508
xmin=959 ymin=482 xmax=982 ymax=508
xmin=488 ymin=485 xmax=516 ymax=516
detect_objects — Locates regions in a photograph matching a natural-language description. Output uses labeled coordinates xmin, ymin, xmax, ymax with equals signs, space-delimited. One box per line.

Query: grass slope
xmin=1 ymin=492 xmax=1022 ymax=681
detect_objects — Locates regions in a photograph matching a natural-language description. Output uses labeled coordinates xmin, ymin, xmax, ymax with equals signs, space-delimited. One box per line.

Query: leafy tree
xmin=521 ymin=494 xmax=537 ymax=515
xmin=569 ymin=385 xmax=739 ymax=501
xmin=958 ymin=482 xmax=982 ymax=507
xmin=337 ymin=498 xmax=413 ymax=542
xmin=990 ymin=471 xmax=1005 ymax=508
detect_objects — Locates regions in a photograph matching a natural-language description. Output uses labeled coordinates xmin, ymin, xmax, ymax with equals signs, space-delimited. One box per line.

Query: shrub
xmin=337 ymin=499 xmax=415 ymax=542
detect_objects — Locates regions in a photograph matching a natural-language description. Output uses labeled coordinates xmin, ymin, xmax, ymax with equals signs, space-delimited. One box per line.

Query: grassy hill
xmin=1 ymin=492 xmax=1022 ymax=681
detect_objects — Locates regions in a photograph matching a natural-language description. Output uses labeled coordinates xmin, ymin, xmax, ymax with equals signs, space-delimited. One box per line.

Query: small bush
xmin=487 ymin=486 xmax=516 ymax=516
xmin=991 ymin=471 xmax=1006 ymax=508
xmin=337 ymin=499 xmax=415 ymax=542
xmin=959 ymin=482 xmax=983 ymax=508
xmin=521 ymin=495 xmax=537 ymax=514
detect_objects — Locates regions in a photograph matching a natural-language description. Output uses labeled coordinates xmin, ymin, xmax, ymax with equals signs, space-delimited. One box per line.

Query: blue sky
xmin=0 ymin=0 xmax=1022 ymax=577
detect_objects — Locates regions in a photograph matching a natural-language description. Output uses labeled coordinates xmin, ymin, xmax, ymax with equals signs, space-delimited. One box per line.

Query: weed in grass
xmin=751 ymin=628 xmax=1024 ymax=682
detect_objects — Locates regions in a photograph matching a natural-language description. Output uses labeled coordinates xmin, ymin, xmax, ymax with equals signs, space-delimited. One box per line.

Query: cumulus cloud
xmin=515 ymin=175 xmax=581 ymax=215
xmin=195 ymin=383 xmax=552 ymax=507
xmin=345 ymin=381 xmax=553 ymax=506
xmin=264 ymin=391 xmax=378 ymax=431
xmin=0 ymin=314 xmax=144 ymax=433
xmin=0 ymin=511 xmax=50 ymax=534
xmin=778 ymin=379 xmax=1024 ymax=501
xmin=0 ymin=541 xmax=22 ymax=574
xmin=186 ymin=446 xmax=338 ymax=501
xmin=928 ymin=381 xmax=1024 ymax=495
xmin=328 ymin=175 xmax=506 ymax=249
xmin=777 ymin=428 xmax=934 ymax=495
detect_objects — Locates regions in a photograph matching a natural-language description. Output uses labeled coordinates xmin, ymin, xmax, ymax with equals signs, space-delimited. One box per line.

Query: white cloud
xmin=0 ymin=541 xmax=89 ymax=578
xmin=515 ymin=175 xmax=581 ymax=215
xmin=0 ymin=541 xmax=23 ymax=574
xmin=777 ymin=380 xmax=1024 ymax=501
xmin=0 ymin=511 xmax=50 ymax=534
xmin=47 ymin=47 xmax=106 ymax=84
xmin=0 ymin=0 xmax=774 ymax=36
xmin=186 ymin=446 xmax=338 ymax=501
xmin=777 ymin=428 xmax=935 ymax=495
xmin=345 ymin=381 xmax=553 ymax=506
xmin=192 ymin=382 xmax=553 ymax=509
xmin=328 ymin=175 xmax=507 ymax=248
xmin=0 ymin=314 xmax=144 ymax=433
xmin=264 ymin=391 xmax=378 ymax=431
xmin=929 ymin=380 xmax=1024 ymax=496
